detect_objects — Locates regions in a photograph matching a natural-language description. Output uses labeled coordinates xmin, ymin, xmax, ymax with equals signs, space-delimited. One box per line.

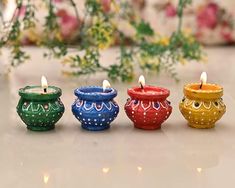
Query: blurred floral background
xmin=0 ymin=0 xmax=234 ymax=81
xmin=7 ymin=0 xmax=234 ymax=46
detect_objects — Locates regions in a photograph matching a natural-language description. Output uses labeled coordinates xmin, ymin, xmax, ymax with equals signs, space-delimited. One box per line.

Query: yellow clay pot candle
xmin=179 ymin=72 xmax=226 ymax=129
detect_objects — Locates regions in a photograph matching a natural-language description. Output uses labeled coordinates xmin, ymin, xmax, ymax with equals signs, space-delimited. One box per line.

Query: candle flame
xmin=200 ymin=72 xmax=207 ymax=89
xmin=137 ymin=166 xmax=142 ymax=172
xmin=41 ymin=76 xmax=48 ymax=93
xmin=102 ymin=80 xmax=111 ymax=92
xmin=138 ymin=75 xmax=145 ymax=89
xmin=43 ymin=173 xmax=50 ymax=184
xmin=196 ymin=168 xmax=202 ymax=173
xmin=102 ymin=167 xmax=110 ymax=174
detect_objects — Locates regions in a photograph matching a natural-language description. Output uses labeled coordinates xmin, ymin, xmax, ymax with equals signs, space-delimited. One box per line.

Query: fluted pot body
xmin=72 ymin=86 xmax=119 ymax=131
xmin=17 ymin=86 xmax=65 ymax=131
xmin=125 ymin=86 xmax=172 ymax=130
xmin=179 ymin=83 xmax=226 ymax=128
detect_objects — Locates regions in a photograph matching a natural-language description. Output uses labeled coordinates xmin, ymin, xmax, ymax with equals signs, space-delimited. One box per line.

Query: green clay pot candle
xmin=17 ymin=76 xmax=65 ymax=131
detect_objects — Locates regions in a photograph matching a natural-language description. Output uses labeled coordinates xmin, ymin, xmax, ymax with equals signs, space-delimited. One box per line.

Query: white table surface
xmin=0 ymin=47 xmax=235 ymax=188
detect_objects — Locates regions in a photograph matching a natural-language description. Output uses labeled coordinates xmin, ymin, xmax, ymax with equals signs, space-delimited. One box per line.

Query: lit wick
xmin=102 ymin=80 xmax=111 ymax=92
xmin=138 ymin=75 xmax=145 ymax=89
xmin=41 ymin=76 xmax=48 ymax=93
xmin=199 ymin=72 xmax=207 ymax=89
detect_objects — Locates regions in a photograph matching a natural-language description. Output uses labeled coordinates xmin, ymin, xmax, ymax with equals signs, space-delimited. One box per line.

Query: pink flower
xmin=101 ymin=0 xmax=112 ymax=13
xmin=19 ymin=6 xmax=26 ymax=16
xmin=53 ymin=0 xmax=63 ymax=3
xmin=14 ymin=5 xmax=26 ymax=17
xmin=220 ymin=26 xmax=234 ymax=43
xmin=57 ymin=9 xmax=80 ymax=39
xmin=165 ymin=3 xmax=177 ymax=17
xmin=197 ymin=2 xmax=219 ymax=29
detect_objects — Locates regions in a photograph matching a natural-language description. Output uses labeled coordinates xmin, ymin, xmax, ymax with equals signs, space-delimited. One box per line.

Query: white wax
xmin=25 ymin=87 xmax=56 ymax=94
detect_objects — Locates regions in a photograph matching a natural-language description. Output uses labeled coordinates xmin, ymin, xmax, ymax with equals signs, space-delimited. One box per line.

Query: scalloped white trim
xmin=132 ymin=100 xmax=140 ymax=109
xmin=50 ymin=103 xmax=60 ymax=110
xmin=94 ymin=103 xmax=104 ymax=111
xmin=141 ymin=101 xmax=151 ymax=110
xmin=22 ymin=103 xmax=31 ymax=111
xmin=111 ymin=101 xmax=118 ymax=108
xmin=126 ymin=100 xmax=170 ymax=111
xmin=184 ymin=98 xmax=193 ymax=108
xmin=22 ymin=102 xmax=61 ymax=113
xmin=160 ymin=101 xmax=168 ymax=109
xmin=220 ymin=101 xmax=225 ymax=107
xmin=152 ymin=101 xmax=160 ymax=110
xmin=32 ymin=104 xmax=40 ymax=112
xmin=193 ymin=101 xmax=202 ymax=109
xmin=202 ymin=102 xmax=211 ymax=109
xmin=182 ymin=97 xmax=225 ymax=110
xmin=83 ymin=101 xmax=94 ymax=111
xmin=76 ymin=100 xmax=118 ymax=112
xmin=76 ymin=100 xmax=83 ymax=108
xmin=125 ymin=99 xmax=132 ymax=107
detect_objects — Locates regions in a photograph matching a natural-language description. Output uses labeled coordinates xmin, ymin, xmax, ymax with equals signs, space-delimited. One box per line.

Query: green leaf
xmin=134 ymin=21 xmax=154 ymax=37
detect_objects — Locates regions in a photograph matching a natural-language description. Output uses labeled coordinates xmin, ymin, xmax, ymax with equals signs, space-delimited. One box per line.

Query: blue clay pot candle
xmin=72 ymin=81 xmax=119 ymax=131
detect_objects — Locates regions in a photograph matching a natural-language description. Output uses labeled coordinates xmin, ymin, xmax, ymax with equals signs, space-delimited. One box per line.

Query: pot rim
xmin=184 ymin=83 xmax=223 ymax=100
xmin=19 ymin=86 xmax=62 ymax=101
xmin=74 ymin=86 xmax=117 ymax=101
xmin=127 ymin=85 xmax=170 ymax=101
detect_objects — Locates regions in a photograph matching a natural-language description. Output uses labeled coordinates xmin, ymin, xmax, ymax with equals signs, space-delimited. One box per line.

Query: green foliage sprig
xmin=0 ymin=0 xmax=204 ymax=81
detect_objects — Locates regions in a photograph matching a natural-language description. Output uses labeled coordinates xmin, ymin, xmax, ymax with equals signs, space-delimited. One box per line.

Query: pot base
xmin=134 ymin=124 xmax=161 ymax=130
xmin=81 ymin=124 xmax=110 ymax=131
xmin=27 ymin=124 xmax=55 ymax=131
xmin=188 ymin=123 xmax=215 ymax=129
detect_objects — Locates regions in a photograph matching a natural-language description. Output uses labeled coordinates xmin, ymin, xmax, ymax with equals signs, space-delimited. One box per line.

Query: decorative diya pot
xmin=179 ymin=83 xmax=226 ymax=129
xmin=125 ymin=85 xmax=172 ymax=130
xmin=72 ymin=86 xmax=119 ymax=131
xmin=17 ymin=85 xmax=65 ymax=131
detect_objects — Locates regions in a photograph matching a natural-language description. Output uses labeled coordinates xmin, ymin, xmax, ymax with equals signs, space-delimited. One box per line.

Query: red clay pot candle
xmin=125 ymin=75 xmax=172 ymax=130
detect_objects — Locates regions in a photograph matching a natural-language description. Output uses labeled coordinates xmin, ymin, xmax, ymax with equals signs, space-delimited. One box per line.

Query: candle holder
xmin=17 ymin=86 xmax=65 ymax=131
xmin=125 ymin=86 xmax=172 ymax=130
xmin=179 ymin=83 xmax=226 ymax=128
xmin=72 ymin=86 xmax=119 ymax=131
